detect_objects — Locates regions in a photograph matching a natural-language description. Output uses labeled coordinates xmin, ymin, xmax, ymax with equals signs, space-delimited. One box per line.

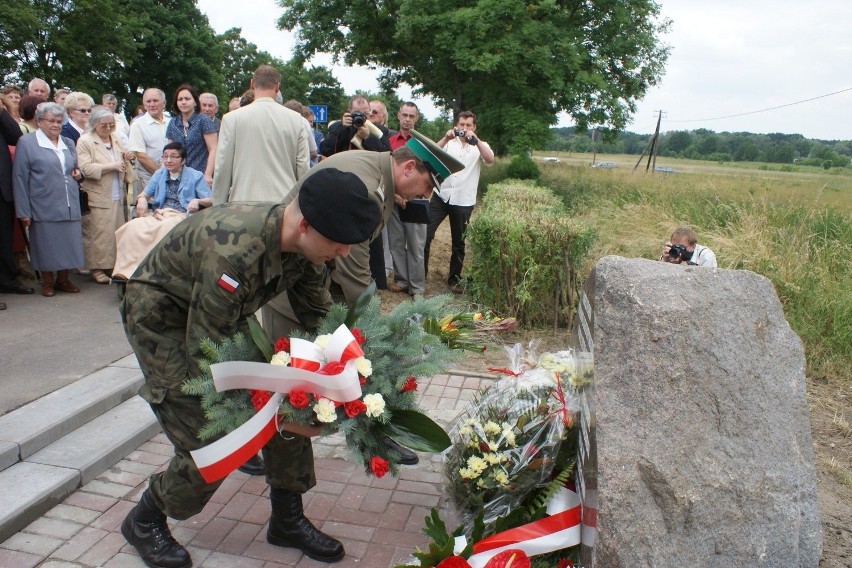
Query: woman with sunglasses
xmin=60 ymin=92 xmax=95 ymax=145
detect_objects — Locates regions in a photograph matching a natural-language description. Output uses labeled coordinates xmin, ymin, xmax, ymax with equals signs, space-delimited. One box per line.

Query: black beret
xmin=298 ymin=168 xmax=380 ymax=245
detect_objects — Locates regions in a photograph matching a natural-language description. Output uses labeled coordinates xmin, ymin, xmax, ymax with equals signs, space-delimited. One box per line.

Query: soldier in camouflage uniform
xmin=119 ymin=168 xmax=380 ymax=568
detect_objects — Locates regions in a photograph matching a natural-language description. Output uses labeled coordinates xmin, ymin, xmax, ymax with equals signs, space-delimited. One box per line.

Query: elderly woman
xmin=61 ymin=92 xmax=95 ymax=145
xmin=113 ymin=142 xmax=211 ymax=279
xmin=77 ymin=107 xmax=136 ymax=284
xmin=165 ymin=84 xmax=217 ymax=186
xmin=13 ymin=102 xmax=85 ymax=297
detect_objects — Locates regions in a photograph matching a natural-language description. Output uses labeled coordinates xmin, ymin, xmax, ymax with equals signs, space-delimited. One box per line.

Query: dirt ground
xmin=381 ymin=221 xmax=852 ymax=566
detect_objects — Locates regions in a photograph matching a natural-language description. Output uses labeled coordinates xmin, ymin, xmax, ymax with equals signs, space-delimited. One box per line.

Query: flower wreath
xmin=183 ymin=290 xmax=467 ymax=479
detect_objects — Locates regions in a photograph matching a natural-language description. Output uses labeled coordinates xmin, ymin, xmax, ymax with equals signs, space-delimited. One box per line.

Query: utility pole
xmin=647 ymin=111 xmax=665 ymax=172
xmin=634 ymin=110 xmax=665 ymax=173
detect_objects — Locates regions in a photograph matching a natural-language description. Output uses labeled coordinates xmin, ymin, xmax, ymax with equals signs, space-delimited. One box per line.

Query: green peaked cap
xmin=405 ymin=129 xmax=466 ymax=191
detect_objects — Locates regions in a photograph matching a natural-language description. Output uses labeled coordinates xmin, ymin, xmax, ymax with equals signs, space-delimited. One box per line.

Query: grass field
xmin=518 ymin=152 xmax=852 ymax=385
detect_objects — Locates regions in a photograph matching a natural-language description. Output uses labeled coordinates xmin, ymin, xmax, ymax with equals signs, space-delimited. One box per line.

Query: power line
xmin=665 ymin=86 xmax=852 ymax=124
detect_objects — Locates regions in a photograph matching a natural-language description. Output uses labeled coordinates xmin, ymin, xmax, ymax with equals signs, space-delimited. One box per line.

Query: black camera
xmin=668 ymin=243 xmax=694 ymax=262
xmin=453 ymin=128 xmax=466 ymax=138
xmin=350 ymin=111 xmax=367 ymax=127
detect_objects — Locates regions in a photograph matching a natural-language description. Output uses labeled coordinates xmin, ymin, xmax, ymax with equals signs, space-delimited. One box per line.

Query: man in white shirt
xmin=425 ymin=110 xmax=494 ymax=292
xmin=128 ymin=88 xmax=168 ymax=202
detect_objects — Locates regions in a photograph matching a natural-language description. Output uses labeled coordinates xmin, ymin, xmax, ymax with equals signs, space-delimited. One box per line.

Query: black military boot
xmin=267 ymin=488 xmax=345 ymax=562
xmin=121 ymin=490 xmax=191 ymax=568
xmin=237 ymin=454 xmax=266 ymax=476
xmin=385 ymin=435 xmax=419 ymax=465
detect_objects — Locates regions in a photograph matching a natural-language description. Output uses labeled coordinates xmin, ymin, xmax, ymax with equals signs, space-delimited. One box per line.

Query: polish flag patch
xmin=217 ymin=273 xmax=240 ymax=293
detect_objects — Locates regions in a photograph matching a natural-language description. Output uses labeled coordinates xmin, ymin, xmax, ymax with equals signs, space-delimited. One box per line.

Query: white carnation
xmin=355 ymin=357 xmax=373 ymax=377
xmin=362 ymin=393 xmax=386 ymax=417
xmin=270 ymin=351 xmax=291 ymax=366
xmin=314 ymin=334 xmax=330 ymax=349
xmin=313 ymin=398 xmax=337 ymax=423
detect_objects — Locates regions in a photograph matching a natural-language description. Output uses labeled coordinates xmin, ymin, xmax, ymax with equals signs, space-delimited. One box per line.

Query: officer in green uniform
xmin=119 ymin=168 xmax=380 ymax=568
xmin=264 ymin=130 xmax=464 ymax=330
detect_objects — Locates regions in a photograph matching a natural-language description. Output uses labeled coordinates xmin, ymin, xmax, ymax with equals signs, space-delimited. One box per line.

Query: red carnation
xmin=319 ymin=361 xmax=346 ymax=375
xmin=369 ymin=456 xmax=389 ymax=478
xmin=274 ymin=337 xmax=291 ymax=353
xmin=250 ymin=390 xmax=271 ymax=411
xmin=289 ymin=390 xmax=310 ymax=409
xmin=400 ymin=376 xmax=418 ymax=393
xmin=359 ymin=375 xmax=367 ymax=386
xmin=343 ymin=399 xmax=367 ymax=418
xmin=557 ymin=560 xmax=573 ymax=568
xmin=351 ymin=328 xmax=366 ymax=345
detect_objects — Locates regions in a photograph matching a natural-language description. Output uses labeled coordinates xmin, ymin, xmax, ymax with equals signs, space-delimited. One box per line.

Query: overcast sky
xmin=197 ymin=0 xmax=852 ymax=141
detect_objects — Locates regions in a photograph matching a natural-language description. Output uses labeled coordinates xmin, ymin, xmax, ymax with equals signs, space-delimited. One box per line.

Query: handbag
xmin=79 ymin=186 xmax=91 ymax=215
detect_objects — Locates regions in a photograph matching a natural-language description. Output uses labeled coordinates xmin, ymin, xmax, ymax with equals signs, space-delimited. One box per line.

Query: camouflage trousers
xmin=122 ymin=284 xmax=317 ymax=520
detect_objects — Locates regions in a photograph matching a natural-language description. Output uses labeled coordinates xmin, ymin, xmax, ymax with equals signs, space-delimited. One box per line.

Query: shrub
xmin=505 ymin=154 xmax=541 ymax=181
xmin=467 ymin=181 xmax=595 ymax=327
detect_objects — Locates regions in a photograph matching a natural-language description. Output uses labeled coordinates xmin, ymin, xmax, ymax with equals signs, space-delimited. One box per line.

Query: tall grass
xmin=537 ymin=164 xmax=852 ymax=384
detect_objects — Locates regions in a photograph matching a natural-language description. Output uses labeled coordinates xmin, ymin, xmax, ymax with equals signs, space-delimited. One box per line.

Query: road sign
xmin=308 ymin=105 xmax=328 ymax=123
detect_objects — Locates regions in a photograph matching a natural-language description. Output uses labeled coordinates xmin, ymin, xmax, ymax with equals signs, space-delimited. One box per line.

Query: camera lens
xmin=351 ymin=111 xmax=366 ymax=127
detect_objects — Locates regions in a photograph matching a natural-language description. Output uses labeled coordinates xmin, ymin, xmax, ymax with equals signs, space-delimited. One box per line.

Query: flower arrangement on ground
xmin=182 ymin=290 xmax=479 ymax=479
xmin=423 ymin=309 xmax=517 ymax=352
xmin=397 ymin=346 xmax=592 ymax=568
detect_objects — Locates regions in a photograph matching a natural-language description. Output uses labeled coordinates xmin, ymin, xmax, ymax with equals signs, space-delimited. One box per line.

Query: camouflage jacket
xmin=122 ymin=202 xmax=329 ymax=383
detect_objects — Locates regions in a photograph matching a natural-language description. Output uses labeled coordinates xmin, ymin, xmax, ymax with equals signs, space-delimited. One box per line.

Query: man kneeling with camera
xmin=660 ymin=226 xmax=718 ymax=267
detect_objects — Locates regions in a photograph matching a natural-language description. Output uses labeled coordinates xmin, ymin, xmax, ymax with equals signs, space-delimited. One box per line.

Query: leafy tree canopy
xmin=278 ymin=0 xmax=670 ymax=154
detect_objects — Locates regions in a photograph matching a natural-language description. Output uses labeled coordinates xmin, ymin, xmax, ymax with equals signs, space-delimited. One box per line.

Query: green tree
xmin=113 ymin=0 xmax=224 ymax=113
xmin=219 ymin=27 xmax=276 ymax=99
xmin=663 ymin=130 xmax=692 ymax=154
xmin=278 ymin=0 xmax=670 ymax=154
xmin=0 ymin=0 xmax=142 ymax=94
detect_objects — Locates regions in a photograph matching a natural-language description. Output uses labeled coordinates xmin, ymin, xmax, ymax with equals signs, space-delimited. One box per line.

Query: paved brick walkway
xmin=0 ymin=373 xmax=493 ymax=567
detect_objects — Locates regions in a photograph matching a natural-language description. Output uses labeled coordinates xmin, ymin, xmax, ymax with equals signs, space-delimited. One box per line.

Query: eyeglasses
xmin=76 ymin=108 xmax=92 ymax=113
xmin=161 ymin=154 xmax=182 ymax=161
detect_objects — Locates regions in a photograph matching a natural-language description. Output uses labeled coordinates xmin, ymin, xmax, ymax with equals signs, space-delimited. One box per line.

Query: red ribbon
xmin=472 ymin=506 xmax=582 ymax=554
xmin=488 ymin=367 xmax=522 ymax=377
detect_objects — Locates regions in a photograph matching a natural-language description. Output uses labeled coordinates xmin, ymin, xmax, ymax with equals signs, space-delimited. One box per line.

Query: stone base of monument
xmin=576 ymin=256 xmax=821 ymax=567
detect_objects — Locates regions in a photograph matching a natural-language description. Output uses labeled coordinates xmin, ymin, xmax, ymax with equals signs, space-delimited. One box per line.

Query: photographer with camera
xmin=660 ymin=226 xmax=717 ymax=267
xmin=320 ymin=95 xmax=390 ymax=157
xmin=426 ymin=111 xmax=494 ymax=292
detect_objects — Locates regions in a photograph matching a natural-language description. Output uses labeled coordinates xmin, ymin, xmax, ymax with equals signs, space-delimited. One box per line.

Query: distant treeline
xmin=546 ymin=127 xmax=852 ymax=169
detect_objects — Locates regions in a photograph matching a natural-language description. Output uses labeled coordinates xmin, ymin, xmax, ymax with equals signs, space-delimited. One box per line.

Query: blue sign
xmin=308 ymin=105 xmax=328 ymax=123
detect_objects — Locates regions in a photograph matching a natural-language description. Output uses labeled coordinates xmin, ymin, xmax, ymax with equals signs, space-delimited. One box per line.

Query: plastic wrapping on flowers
xmin=444 ymin=344 xmax=581 ymax=531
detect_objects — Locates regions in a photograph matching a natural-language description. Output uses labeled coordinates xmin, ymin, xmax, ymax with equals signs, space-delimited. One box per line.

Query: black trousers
xmin=424 ymin=195 xmax=474 ymax=285
xmin=0 ymin=198 xmax=19 ymax=287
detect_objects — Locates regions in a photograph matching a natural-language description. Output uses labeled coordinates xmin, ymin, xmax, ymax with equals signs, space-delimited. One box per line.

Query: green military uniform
xmin=263 ymin=151 xmax=396 ymax=335
xmin=121 ymin=202 xmax=329 ymax=520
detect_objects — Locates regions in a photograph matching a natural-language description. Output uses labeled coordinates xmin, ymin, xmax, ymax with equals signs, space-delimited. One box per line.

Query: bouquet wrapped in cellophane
xmin=444 ymin=343 xmax=583 ymax=531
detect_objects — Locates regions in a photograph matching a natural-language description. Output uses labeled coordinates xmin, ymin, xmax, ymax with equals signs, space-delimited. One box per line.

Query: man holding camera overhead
xmin=319 ymin=94 xmax=390 ymax=157
xmin=425 ymin=111 xmax=495 ymax=293
xmin=660 ymin=226 xmax=718 ymax=267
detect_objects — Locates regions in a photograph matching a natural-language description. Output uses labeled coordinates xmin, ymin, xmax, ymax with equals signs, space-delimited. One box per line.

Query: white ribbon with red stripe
xmin=190 ymin=324 xmax=364 ymax=483
xmin=463 ymin=487 xmax=583 ymax=568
